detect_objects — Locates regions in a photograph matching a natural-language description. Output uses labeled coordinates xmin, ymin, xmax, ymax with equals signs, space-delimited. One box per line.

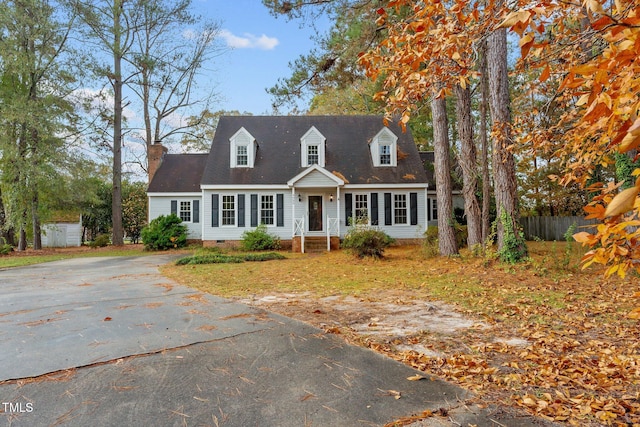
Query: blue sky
xmin=198 ymin=0 xmax=328 ymax=115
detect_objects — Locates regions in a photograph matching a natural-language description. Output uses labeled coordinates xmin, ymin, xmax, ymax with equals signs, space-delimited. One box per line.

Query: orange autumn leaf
xmin=604 ymin=186 xmax=639 ymax=217
xmin=498 ymin=10 xmax=530 ymax=30
xmin=539 ymin=64 xmax=551 ymax=82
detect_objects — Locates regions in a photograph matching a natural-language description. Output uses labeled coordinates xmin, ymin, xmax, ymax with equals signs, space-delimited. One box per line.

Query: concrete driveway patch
xmin=0 ymin=255 xmax=554 ymax=427
xmin=0 ymin=256 xmax=269 ymax=382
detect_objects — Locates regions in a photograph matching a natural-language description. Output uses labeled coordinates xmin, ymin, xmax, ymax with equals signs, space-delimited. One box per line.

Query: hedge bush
xmin=0 ymin=238 xmax=12 ymax=255
xmin=141 ymin=214 xmax=187 ymax=251
xmin=240 ymin=224 xmax=281 ymax=251
xmin=176 ymin=252 xmax=285 ymax=265
xmin=88 ymin=234 xmax=110 ymax=248
xmin=342 ymin=225 xmax=394 ymax=258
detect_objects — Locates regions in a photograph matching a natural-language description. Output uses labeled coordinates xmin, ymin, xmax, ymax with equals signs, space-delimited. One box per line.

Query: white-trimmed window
xmin=236 ymin=145 xmax=248 ymax=166
xmin=260 ymin=195 xmax=274 ymax=225
xmin=431 ymin=198 xmax=438 ymax=220
xmin=179 ymin=201 xmax=191 ymax=222
xmin=371 ymin=127 xmax=398 ymax=167
xmin=380 ymin=144 xmax=392 ymax=165
xmin=394 ymin=194 xmax=407 ymax=224
xmin=222 ymin=195 xmax=235 ymax=226
xmin=355 ymin=194 xmax=368 ymax=220
xmin=230 ymin=127 xmax=256 ymax=168
xmin=307 ymin=145 xmax=319 ymax=165
xmin=301 ymin=126 xmax=326 ymax=167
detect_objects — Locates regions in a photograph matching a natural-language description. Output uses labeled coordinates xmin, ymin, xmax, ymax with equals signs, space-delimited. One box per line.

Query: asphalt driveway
xmin=0 ymin=255 xmax=549 ymax=426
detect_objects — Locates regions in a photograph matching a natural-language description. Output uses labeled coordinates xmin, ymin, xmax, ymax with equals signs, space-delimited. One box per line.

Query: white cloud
xmin=219 ymin=29 xmax=279 ymax=50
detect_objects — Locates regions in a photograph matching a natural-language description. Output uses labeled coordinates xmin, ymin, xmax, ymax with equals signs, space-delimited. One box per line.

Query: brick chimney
xmin=148 ymin=142 xmax=168 ymax=183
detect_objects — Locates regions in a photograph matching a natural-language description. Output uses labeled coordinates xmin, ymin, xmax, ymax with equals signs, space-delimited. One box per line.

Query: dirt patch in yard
xmin=239 ymin=291 xmax=526 ymax=358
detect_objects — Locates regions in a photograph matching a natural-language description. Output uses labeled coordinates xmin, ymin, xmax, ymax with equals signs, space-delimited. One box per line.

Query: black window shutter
xmin=370 ymin=193 xmax=379 ymax=225
xmin=250 ymin=194 xmax=258 ymax=227
xmin=193 ymin=200 xmax=200 ymax=223
xmin=276 ymin=194 xmax=284 ymax=227
xmin=427 ymin=198 xmax=431 ymax=222
xmin=238 ymin=194 xmax=245 ymax=227
xmin=410 ymin=192 xmax=418 ymax=225
xmin=211 ymin=194 xmax=219 ymax=227
xmin=170 ymin=200 xmax=177 ymax=216
xmin=345 ymin=193 xmax=353 ymax=226
xmin=384 ymin=193 xmax=392 ymax=226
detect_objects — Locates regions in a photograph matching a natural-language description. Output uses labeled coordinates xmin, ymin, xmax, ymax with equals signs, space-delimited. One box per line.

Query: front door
xmin=308 ymin=196 xmax=323 ymax=231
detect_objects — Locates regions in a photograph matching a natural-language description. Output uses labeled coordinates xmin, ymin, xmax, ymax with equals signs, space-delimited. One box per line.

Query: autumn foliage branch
xmin=500 ymin=0 xmax=640 ymax=279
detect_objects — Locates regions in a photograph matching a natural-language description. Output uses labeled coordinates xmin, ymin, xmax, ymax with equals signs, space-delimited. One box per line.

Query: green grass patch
xmin=175 ymin=252 xmax=285 ymax=265
xmin=0 ymin=246 xmax=161 ymax=269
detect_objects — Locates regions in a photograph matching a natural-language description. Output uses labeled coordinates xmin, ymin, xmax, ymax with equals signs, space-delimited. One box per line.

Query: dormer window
xmin=230 ymin=127 xmax=256 ymax=168
xmin=307 ymin=145 xmax=319 ymax=165
xmin=380 ymin=144 xmax=392 ymax=165
xmin=236 ymin=145 xmax=248 ymax=166
xmin=301 ymin=126 xmax=326 ymax=167
xmin=371 ymin=127 xmax=398 ymax=167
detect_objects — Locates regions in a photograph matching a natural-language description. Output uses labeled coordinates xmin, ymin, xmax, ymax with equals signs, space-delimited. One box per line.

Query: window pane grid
xmin=380 ymin=145 xmax=391 ymax=165
xmin=394 ymin=194 xmax=407 ymax=224
xmin=261 ymin=195 xmax=274 ymax=225
xmin=180 ymin=201 xmax=191 ymax=222
xmin=236 ymin=146 xmax=248 ymax=166
xmin=222 ymin=195 xmax=235 ymax=225
xmin=354 ymin=194 xmax=368 ymax=220
xmin=307 ymin=145 xmax=319 ymax=165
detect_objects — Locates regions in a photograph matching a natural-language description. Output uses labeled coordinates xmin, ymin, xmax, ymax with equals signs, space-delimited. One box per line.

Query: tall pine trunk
xmin=431 ymin=95 xmax=458 ymax=256
xmin=0 ymin=188 xmax=16 ymax=246
xmin=31 ymin=191 xmax=42 ymax=250
xmin=454 ymin=84 xmax=482 ymax=248
xmin=487 ymin=27 xmax=527 ymax=259
xmin=479 ymin=39 xmax=491 ymax=244
xmin=111 ymin=0 xmax=124 ymax=246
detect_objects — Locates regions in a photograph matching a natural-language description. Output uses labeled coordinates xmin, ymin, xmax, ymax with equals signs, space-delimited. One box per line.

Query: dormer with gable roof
xmin=300 ymin=126 xmax=326 ymax=167
xmin=370 ymin=127 xmax=398 ymax=167
xmin=230 ymin=127 xmax=257 ymax=168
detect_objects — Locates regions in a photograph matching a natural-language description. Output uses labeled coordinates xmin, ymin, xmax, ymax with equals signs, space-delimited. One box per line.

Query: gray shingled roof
xmin=201 ymin=115 xmax=428 ymax=186
xmin=147 ymin=153 xmax=208 ymax=193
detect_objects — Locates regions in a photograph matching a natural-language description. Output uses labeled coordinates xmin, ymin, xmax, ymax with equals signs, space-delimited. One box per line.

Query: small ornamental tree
xmin=122 ymin=181 xmax=147 ymax=244
xmin=141 ymin=214 xmax=187 ymax=251
xmin=342 ymin=219 xmax=395 ymax=258
xmin=240 ymin=224 xmax=281 ymax=251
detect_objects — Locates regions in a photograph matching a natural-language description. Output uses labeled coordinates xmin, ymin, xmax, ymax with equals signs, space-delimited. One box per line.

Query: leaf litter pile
xmin=164 ymin=242 xmax=640 ymax=426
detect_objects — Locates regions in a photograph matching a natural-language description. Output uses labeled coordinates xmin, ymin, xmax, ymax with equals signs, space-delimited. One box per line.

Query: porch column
xmin=424 ymin=184 xmax=429 ymax=234
xmin=291 ymin=186 xmax=296 ymax=237
xmin=336 ymin=186 xmax=341 ymax=236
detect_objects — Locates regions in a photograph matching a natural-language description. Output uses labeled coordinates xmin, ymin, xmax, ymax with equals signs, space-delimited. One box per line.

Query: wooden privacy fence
xmin=519 ymin=216 xmax=599 ymax=241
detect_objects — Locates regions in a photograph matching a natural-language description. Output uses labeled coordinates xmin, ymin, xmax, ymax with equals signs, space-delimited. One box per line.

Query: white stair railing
xmin=294 ymin=218 xmax=305 ymax=253
xmin=326 ymin=217 xmax=339 ymax=251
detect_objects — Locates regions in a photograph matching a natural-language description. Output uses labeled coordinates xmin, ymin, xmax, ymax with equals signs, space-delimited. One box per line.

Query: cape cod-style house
xmin=147 ymin=115 xmax=441 ymax=252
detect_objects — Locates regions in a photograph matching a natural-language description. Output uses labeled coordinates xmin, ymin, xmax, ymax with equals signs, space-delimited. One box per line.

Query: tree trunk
xmin=454 ymin=84 xmax=482 ymax=248
xmin=18 ymin=211 xmax=28 ymax=251
xmin=142 ymin=65 xmax=153 ymax=182
xmin=431 ymin=95 xmax=458 ymax=256
xmin=31 ymin=191 xmax=42 ymax=250
xmin=0 ymin=188 xmax=16 ymax=246
xmin=479 ymin=39 xmax=491 ymax=244
xmin=487 ymin=27 xmax=525 ymax=257
xmin=111 ymin=0 xmax=124 ymax=246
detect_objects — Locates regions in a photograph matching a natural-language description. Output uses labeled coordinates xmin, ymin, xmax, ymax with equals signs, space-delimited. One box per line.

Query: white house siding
xmin=148 ymin=194 xmax=202 ymax=240
xmin=202 ymin=188 xmax=293 ymax=242
xmin=202 ymin=186 xmax=428 ymax=244
xmin=294 ymin=170 xmax=338 ymax=188
xmin=339 ymin=188 xmax=428 ymax=240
